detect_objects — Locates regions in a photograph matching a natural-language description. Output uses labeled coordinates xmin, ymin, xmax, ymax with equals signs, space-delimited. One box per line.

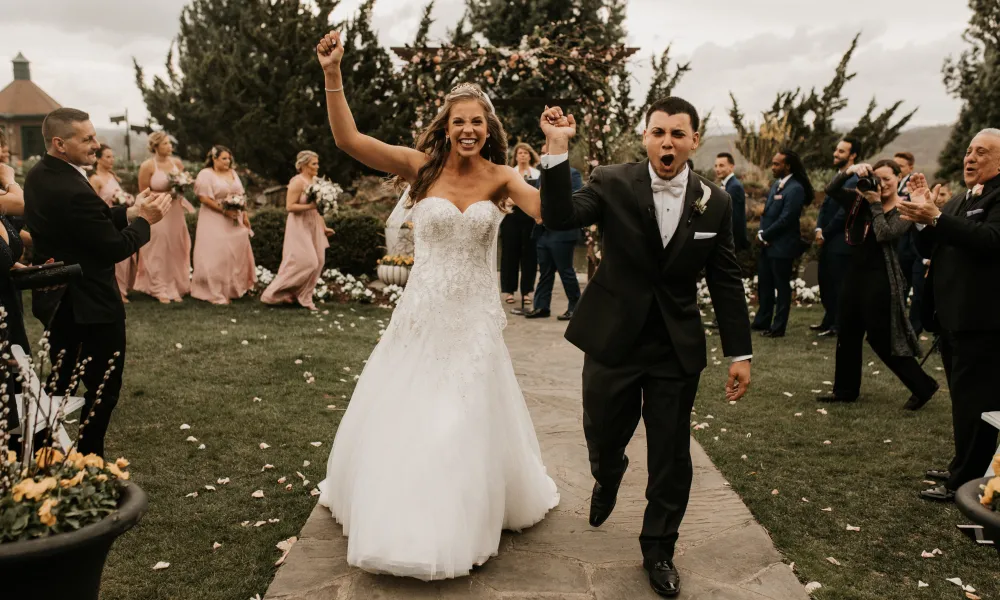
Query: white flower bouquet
xmin=305 ymin=177 xmax=342 ymax=216
xmin=220 ymin=193 xmax=246 ymax=213
xmin=167 ymin=169 xmax=194 ymax=196
xmin=111 ymin=189 xmax=135 ymax=206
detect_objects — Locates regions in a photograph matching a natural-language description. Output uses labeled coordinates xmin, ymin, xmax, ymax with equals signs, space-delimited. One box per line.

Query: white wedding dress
xmin=317 ymin=196 xmax=559 ymax=580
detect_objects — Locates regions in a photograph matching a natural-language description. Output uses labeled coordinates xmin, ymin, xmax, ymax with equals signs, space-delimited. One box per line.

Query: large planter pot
xmin=378 ymin=264 xmax=410 ymax=287
xmin=956 ymin=477 xmax=1000 ymax=542
xmin=0 ymin=482 xmax=148 ymax=599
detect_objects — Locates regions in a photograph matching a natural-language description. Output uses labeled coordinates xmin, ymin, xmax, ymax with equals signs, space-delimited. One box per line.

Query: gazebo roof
xmin=0 ymin=53 xmax=61 ymax=119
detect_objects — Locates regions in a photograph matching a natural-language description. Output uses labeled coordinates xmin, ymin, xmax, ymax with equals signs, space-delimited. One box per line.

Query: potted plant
xmin=956 ymin=455 xmax=1000 ymax=543
xmin=0 ymin=333 xmax=147 ymax=599
xmin=377 ymin=254 xmax=414 ymax=287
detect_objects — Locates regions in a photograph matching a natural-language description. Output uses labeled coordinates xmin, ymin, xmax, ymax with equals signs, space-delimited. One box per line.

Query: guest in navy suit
xmin=714 ymin=153 xmax=748 ymax=252
xmin=751 ymin=149 xmax=813 ymax=337
xmin=892 ymin=151 xmax=924 ymax=333
xmin=812 ymin=137 xmax=860 ymax=336
xmin=525 ymin=143 xmax=583 ymax=320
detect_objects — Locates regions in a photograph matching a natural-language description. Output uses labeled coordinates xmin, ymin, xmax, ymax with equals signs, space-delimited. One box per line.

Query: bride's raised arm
xmin=317 ymin=32 xmax=425 ymax=182
xmin=503 ymin=167 xmax=541 ymax=220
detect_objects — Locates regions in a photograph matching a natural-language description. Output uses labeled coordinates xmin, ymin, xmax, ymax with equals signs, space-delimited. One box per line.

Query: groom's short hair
xmin=645 ymin=97 xmax=700 ymax=132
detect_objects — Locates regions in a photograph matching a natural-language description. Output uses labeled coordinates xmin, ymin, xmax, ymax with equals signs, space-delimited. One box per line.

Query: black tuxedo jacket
xmin=24 ymin=155 xmax=151 ymax=326
xmin=540 ymin=160 xmax=752 ymax=373
xmin=917 ymin=175 xmax=1000 ymax=333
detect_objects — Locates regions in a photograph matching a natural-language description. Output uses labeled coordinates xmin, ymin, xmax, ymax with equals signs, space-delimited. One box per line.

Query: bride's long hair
xmin=399 ymin=83 xmax=509 ymax=207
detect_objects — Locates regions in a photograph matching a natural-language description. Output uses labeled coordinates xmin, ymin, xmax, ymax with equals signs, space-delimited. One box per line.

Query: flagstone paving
xmin=265 ymin=284 xmax=809 ymax=599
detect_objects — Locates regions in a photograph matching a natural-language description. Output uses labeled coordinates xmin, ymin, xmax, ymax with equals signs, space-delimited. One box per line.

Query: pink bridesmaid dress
xmin=95 ymin=174 xmax=137 ymax=299
xmin=133 ymin=162 xmax=192 ymax=301
xmin=191 ymin=168 xmax=256 ymax=304
xmin=261 ymin=175 xmax=330 ymax=310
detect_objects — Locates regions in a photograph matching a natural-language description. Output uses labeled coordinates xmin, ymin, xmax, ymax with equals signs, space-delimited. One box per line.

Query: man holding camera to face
xmin=815 ymin=159 xmax=938 ymax=410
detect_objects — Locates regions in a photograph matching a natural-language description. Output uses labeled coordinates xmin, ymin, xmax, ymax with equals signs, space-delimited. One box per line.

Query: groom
xmin=538 ymin=97 xmax=752 ymax=597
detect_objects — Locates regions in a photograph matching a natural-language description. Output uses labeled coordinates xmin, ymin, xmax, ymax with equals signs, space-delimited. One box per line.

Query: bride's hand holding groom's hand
xmin=726 ymin=360 xmax=751 ymax=401
xmin=540 ymin=106 xmax=576 ymax=156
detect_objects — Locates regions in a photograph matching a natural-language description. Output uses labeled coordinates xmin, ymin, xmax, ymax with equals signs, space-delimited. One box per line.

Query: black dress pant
xmin=534 ymin=234 xmax=580 ymax=312
xmin=582 ymin=305 xmax=698 ymax=565
xmin=47 ymin=299 xmax=127 ymax=457
xmin=817 ymin=248 xmax=849 ymax=331
xmin=500 ymin=209 xmax=537 ymax=296
xmin=752 ymin=253 xmax=793 ymax=334
xmin=939 ymin=330 xmax=1000 ymax=490
xmin=909 ymin=258 xmax=927 ymax=334
xmin=832 ymin=266 xmax=937 ymax=402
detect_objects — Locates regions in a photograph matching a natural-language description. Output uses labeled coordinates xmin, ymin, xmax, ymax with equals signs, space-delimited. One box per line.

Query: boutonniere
xmin=972 ymin=183 xmax=985 ymax=197
xmin=687 ymin=182 xmax=711 ymax=225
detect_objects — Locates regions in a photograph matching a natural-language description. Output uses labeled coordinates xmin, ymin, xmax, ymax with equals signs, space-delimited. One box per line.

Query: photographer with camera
xmin=815 ymin=159 xmax=938 ymax=410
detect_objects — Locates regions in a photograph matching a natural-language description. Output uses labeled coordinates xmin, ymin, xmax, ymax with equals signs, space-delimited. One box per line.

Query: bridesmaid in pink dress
xmin=261 ymin=151 xmax=334 ymax=310
xmin=191 ymin=145 xmax=256 ymax=305
xmin=89 ymin=144 xmax=137 ymax=302
xmin=133 ymin=131 xmax=192 ymax=303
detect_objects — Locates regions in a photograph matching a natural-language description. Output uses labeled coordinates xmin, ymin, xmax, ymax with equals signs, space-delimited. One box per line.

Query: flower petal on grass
xmin=213 ymin=542 xmax=222 ymax=550
xmin=303 ymin=460 xmax=311 ymax=467
xmin=782 ymin=392 xmax=794 ymax=397
xmin=204 ymin=485 xmax=216 ymax=491
xmin=310 ymin=442 xmax=322 ymax=447
xmin=251 ymin=490 xmax=265 ymax=498
xmin=826 ymin=557 xmax=841 ymax=566
xmin=821 ymin=507 xmax=833 ymax=512
xmin=261 ymin=464 xmax=274 ymax=471
xmin=259 ymin=443 xmax=270 ymax=450
xmin=846 ymin=525 xmax=860 ymax=531
xmin=217 ymin=477 xmax=230 ymax=485
xmin=918 ymin=581 xmax=928 ymax=588
xmin=180 ymin=424 xmax=191 ymax=430
xmin=275 ymin=536 xmax=298 ymax=566
xmin=805 ymin=582 xmax=822 ymax=593
xmin=153 ymin=561 xmax=171 ymax=570
xmin=186 ymin=436 xmax=198 ymax=442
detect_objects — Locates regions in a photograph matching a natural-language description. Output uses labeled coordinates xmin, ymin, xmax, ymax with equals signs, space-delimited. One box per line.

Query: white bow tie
xmin=651 ymin=177 xmax=685 ymax=195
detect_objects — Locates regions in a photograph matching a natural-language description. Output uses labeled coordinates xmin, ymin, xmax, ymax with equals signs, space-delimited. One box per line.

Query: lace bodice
xmin=390 ymin=197 xmax=506 ymax=331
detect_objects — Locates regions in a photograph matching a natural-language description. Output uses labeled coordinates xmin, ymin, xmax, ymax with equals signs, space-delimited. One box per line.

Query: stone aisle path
xmin=265 ymin=285 xmax=809 ymax=600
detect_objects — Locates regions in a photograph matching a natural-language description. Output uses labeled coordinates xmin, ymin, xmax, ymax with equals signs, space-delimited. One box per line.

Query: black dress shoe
xmin=589 ymin=455 xmax=628 ymax=527
xmin=817 ymin=329 xmax=837 ymax=338
xmin=809 ymin=324 xmax=828 ymax=331
xmin=920 ymin=484 xmax=955 ymax=502
xmin=750 ymin=324 xmax=769 ymax=332
xmin=524 ymin=308 xmax=550 ymax=319
xmin=816 ymin=394 xmax=857 ymax=403
xmin=903 ymin=382 xmax=939 ymax=411
xmin=646 ymin=561 xmax=680 ymax=597
xmin=761 ymin=330 xmax=785 ymax=338
xmin=557 ymin=310 xmax=574 ymax=321
xmin=925 ymin=469 xmax=951 ymax=480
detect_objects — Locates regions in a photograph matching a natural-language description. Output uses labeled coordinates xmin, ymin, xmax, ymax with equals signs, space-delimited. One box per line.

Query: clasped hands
xmin=539 ymin=106 xmax=576 ymax=155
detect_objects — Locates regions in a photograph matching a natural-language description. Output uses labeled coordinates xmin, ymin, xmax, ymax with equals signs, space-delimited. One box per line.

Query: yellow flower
xmin=96 ymin=474 xmax=108 ymax=482
xmin=34 ymin=447 xmax=65 ymax=469
xmin=106 ymin=463 xmax=130 ymax=481
xmin=982 ymin=476 xmax=1000 ymax=507
xmin=81 ymin=454 xmax=105 ymax=470
xmin=12 ymin=477 xmax=57 ymax=502
xmin=5 ymin=450 xmax=16 ymax=464
xmin=60 ymin=470 xmax=86 ymax=488
xmin=38 ymin=498 xmax=58 ymax=527
xmin=115 ymin=457 xmax=130 ymax=469
xmin=65 ymin=451 xmax=85 ymax=469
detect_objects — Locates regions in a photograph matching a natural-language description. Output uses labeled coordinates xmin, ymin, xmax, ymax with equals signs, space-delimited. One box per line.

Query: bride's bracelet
xmin=325 ymin=86 xmax=344 ymax=93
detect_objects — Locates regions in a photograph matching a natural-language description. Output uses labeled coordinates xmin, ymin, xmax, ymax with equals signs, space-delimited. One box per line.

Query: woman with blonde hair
xmin=191 ymin=145 xmax=256 ymax=304
xmin=261 ymin=150 xmax=334 ymax=310
xmin=500 ymin=141 xmax=541 ymax=305
xmin=89 ymin=144 xmax=137 ymax=301
xmin=133 ymin=131 xmax=192 ymax=302
xmin=313 ymin=31 xmax=558 ymax=581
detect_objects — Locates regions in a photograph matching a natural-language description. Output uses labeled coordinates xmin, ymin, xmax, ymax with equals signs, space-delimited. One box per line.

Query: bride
xmin=314 ymin=32 xmax=559 ymax=580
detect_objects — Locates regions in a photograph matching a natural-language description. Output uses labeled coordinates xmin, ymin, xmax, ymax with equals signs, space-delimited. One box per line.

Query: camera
xmin=856 ymin=176 xmax=880 ymax=193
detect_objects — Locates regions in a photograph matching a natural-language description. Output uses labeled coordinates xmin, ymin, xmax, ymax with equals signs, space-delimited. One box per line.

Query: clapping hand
xmin=898 ymin=173 xmax=942 ymax=224
xmin=316 ymin=31 xmax=344 ymax=73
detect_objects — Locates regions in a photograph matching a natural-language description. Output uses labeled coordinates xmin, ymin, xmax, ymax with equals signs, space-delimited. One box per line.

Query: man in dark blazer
xmin=751 ymin=149 xmax=811 ymax=338
xmin=893 ymin=151 xmax=924 ymax=333
xmin=899 ymin=128 xmax=1000 ymax=502
xmin=526 ymin=143 xmax=584 ymax=320
xmin=539 ymin=97 xmax=752 ymax=598
xmin=24 ymin=108 xmax=171 ymax=457
xmin=812 ymin=138 xmax=860 ymax=336
xmin=714 ymin=152 xmax=748 ymax=252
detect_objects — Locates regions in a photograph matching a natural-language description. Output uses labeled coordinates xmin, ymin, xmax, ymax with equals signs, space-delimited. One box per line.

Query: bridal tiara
xmin=449 ymin=83 xmax=496 ymax=115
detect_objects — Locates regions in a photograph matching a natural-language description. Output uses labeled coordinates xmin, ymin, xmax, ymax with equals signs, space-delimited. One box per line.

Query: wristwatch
xmin=931 ymin=215 xmax=940 ymax=227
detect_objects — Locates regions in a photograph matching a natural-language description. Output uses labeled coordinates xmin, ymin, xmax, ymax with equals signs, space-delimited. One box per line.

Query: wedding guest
xmin=893 ymin=151 xmax=922 ymax=332
xmin=133 ymin=131 xmax=192 ymax=303
xmin=751 ymin=149 xmax=812 ymax=338
xmin=812 ymin=138 xmax=860 ymax=337
xmin=0 ymin=128 xmax=24 ymax=218
xmin=714 ymin=152 xmax=748 ymax=251
xmin=901 ymin=129 xmax=1000 ymax=501
xmin=816 ymin=160 xmax=938 ymax=410
xmin=90 ymin=145 xmax=137 ymax=303
xmin=261 ymin=150 xmax=333 ymax=310
xmin=500 ymin=142 xmax=540 ymax=306
xmin=191 ymin=145 xmax=255 ymax=305
xmin=525 ymin=142 xmax=581 ymax=320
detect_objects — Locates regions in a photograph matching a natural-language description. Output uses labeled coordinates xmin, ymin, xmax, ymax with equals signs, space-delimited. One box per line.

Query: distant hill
xmin=95 ymin=128 xmax=150 ymax=163
xmin=693 ymin=125 xmax=953 ymax=177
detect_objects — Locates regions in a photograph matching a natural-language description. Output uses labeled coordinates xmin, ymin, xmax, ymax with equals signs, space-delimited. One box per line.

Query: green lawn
xmin=27 ymin=294 xmax=387 ymax=600
xmin=22 ymin=296 xmax=999 ymax=599
xmin=693 ymin=305 xmax=999 ymax=600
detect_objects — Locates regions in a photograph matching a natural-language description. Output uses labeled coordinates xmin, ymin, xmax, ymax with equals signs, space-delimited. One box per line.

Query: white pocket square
xmin=967 ymin=208 xmax=984 ymax=216
xmin=693 ymin=232 xmax=717 ymax=240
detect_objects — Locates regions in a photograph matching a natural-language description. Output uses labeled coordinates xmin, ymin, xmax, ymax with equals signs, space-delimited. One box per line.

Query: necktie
xmin=651 ymin=177 xmax=685 ymax=195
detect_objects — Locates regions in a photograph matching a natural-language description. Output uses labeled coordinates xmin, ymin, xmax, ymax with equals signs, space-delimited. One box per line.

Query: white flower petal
xmin=186 ymin=436 xmax=198 ymax=442
xmin=805 ymin=582 xmax=822 ymax=593
xmin=180 ymin=424 xmax=191 ymax=430
xmin=259 ymin=443 xmax=270 ymax=450
xmin=821 ymin=507 xmax=833 ymax=512
xmin=251 ymin=490 xmax=265 ymax=498
xmin=310 ymin=442 xmax=322 ymax=447
xmin=217 ymin=477 xmax=230 ymax=485
xmin=153 ymin=561 xmax=171 ymax=570
xmin=826 ymin=557 xmax=841 ymax=566
xmin=918 ymin=581 xmax=928 ymax=588
xmin=212 ymin=542 xmax=222 ymax=550
xmin=846 ymin=525 xmax=860 ymax=531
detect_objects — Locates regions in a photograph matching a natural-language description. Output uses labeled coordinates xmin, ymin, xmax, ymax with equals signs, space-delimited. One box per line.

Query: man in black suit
xmin=24 ymin=108 xmax=171 ymax=457
xmin=893 ymin=151 xmax=924 ymax=333
xmin=539 ymin=97 xmax=752 ymax=598
xmin=713 ymin=152 xmax=748 ymax=252
xmin=812 ymin=138 xmax=860 ymax=336
xmin=525 ymin=143 xmax=583 ymax=320
xmin=898 ymin=128 xmax=1000 ymax=501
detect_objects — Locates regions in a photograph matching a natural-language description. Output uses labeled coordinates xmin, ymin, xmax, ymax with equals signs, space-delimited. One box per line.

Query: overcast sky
xmin=1 ymin=0 xmax=972 ymax=134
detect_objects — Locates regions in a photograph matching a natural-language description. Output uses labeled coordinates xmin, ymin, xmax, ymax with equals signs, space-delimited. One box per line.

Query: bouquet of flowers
xmin=304 ymin=177 xmax=343 ymax=216
xmin=111 ymin=189 xmax=135 ymax=206
xmin=167 ymin=168 xmax=194 ymax=196
xmin=220 ymin=193 xmax=246 ymax=212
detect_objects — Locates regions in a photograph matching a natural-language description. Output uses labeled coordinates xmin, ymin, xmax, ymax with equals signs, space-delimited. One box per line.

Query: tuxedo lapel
xmin=660 ymin=172 xmax=699 ymax=270
xmin=632 ymin=160 xmax=666 ymax=258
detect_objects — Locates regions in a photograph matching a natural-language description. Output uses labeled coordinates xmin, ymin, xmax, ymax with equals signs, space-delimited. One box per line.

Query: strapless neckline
xmin=423 ymin=197 xmax=495 ymax=216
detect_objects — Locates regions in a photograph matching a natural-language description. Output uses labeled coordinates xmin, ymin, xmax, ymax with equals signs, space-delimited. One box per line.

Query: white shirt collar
xmin=722 ymin=173 xmax=734 ymax=187
xmin=649 ymin=161 xmax=689 ymax=191
xmin=778 ymin=174 xmax=792 ymax=188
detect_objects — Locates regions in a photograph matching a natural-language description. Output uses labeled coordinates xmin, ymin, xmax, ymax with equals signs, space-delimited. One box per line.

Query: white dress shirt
xmin=540 ymin=153 xmax=751 ymax=363
xmin=721 ymin=173 xmax=734 ymax=188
